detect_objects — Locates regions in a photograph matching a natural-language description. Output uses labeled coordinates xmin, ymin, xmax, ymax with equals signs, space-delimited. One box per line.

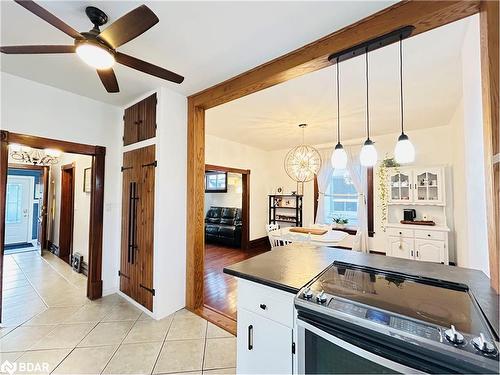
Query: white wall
xmin=205 ymin=172 xmax=243 ymax=213
xmin=1 ymin=72 xmax=122 ymax=294
xmin=48 ymin=153 xmax=92 ymax=263
xmin=452 ymin=15 xmax=489 ymax=276
xmin=152 ymin=87 xmax=187 ymax=319
xmin=205 ymin=134 xmax=271 ymax=240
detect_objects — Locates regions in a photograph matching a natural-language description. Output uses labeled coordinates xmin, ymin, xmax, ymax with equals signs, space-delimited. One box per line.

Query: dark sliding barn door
xmin=120 ymin=145 xmax=155 ymax=311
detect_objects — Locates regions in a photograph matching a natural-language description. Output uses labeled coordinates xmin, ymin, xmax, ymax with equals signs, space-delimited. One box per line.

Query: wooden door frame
xmin=187 ymin=0 xmax=499 ymax=330
xmin=7 ymin=163 xmax=49 ymax=250
xmin=59 ymin=163 xmax=76 ymax=264
xmin=205 ymin=164 xmax=251 ymax=250
xmin=0 ymin=131 xmax=106 ymax=315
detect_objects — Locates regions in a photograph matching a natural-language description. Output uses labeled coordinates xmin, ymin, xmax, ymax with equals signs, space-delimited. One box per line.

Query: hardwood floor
xmin=204 ymin=242 xmax=269 ymax=320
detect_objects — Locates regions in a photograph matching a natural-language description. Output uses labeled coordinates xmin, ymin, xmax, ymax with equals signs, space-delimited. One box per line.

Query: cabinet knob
xmin=399 ymin=232 xmax=402 ymax=235
xmin=427 ymin=234 xmax=431 ymax=237
xmin=259 ymin=304 xmax=267 ymax=310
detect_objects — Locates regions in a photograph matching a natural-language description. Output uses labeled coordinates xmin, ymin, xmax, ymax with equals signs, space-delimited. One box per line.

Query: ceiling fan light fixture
xmin=76 ymin=42 xmax=115 ymax=70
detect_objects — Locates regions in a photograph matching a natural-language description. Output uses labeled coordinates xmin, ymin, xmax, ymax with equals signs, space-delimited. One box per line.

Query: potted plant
xmin=332 ymin=217 xmax=349 ymax=229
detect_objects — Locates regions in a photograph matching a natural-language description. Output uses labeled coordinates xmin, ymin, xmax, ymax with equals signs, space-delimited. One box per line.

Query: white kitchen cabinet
xmin=236 ymin=279 xmax=295 ymax=375
xmin=387 ymin=167 xmax=445 ymax=205
xmin=388 ymin=236 xmax=413 ymax=259
xmin=388 ymin=168 xmax=413 ymax=203
xmin=237 ymin=307 xmax=293 ymax=374
xmin=415 ymin=238 xmax=444 ymax=263
xmin=387 ymin=225 xmax=449 ymax=264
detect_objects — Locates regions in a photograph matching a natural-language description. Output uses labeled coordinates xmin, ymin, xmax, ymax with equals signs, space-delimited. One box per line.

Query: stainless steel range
xmin=295 ymin=261 xmax=499 ymax=374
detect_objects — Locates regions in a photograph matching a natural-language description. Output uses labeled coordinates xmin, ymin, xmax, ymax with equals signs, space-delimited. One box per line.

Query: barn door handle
xmin=248 ymin=325 xmax=253 ymax=350
xmin=127 ymin=182 xmax=135 ymax=263
xmin=128 ymin=182 xmax=139 ymax=264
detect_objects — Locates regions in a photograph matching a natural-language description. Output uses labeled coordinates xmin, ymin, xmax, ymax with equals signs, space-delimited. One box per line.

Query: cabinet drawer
xmin=238 ymin=280 xmax=294 ymax=328
xmin=387 ymin=227 xmax=414 ymax=238
xmin=414 ymin=230 xmax=445 ymax=241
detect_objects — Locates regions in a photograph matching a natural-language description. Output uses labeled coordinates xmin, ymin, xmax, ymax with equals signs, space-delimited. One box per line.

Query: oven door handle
xmin=297 ymin=319 xmax=426 ymax=374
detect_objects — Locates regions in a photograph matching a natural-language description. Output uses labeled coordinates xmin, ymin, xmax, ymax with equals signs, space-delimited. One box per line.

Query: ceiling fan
xmin=0 ymin=0 xmax=184 ymax=93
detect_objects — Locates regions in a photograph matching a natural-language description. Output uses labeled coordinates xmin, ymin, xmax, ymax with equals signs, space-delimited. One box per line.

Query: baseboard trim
xmin=248 ymin=236 xmax=270 ymax=250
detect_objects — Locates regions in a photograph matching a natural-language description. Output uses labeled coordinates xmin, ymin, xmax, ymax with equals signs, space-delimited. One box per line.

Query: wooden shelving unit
xmin=268 ymin=194 xmax=303 ymax=227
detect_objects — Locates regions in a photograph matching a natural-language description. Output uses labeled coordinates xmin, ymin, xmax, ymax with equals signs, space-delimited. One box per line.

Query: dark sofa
xmin=205 ymin=206 xmax=242 ymax=247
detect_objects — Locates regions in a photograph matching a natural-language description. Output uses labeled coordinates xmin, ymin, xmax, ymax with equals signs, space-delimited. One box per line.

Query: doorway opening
xmin=0 ymin=131 xmax=106 ymax=323
xmin=5 ymin=164 xmax=48 ymax=256
xmin=203 ymin=164 xmax=269 ymax=321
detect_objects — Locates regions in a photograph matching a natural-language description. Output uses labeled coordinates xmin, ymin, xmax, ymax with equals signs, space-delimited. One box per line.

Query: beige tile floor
xmin=0 ymin=251 xmax=236 ymax=374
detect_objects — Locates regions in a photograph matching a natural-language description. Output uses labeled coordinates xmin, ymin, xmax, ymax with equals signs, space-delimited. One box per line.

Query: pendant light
xmin=284 ymin=124 xmax=322 ymax=183
xmin=359 ymin=47 xmax=378 ymax=167
xmin=394 ymin=36 xmax=415 ymax=164
xmin=331 ymin=57 xmax=347 ymax=170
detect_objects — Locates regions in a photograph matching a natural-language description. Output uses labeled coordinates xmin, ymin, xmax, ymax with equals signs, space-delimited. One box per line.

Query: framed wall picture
xmin=83 ymin=167 xmax=92 ymax=193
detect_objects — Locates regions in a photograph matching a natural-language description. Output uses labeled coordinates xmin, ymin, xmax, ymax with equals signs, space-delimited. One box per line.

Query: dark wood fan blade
xmin=14 ymin=0 xmax=82 ymax=40
xmin=0 ymin=45 xmax=75 ymax=54
xmin=98 ymin=5 xmax=158 ymax=49
xmin=115 ymin=52 xmax=184 ymax=84
xmin=97 ymin=69 xmax=119 ymax=93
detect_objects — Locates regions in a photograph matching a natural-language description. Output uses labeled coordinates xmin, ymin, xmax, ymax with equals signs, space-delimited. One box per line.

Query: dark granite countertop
xmin=223 ymin=245 xmax=499 ymax=337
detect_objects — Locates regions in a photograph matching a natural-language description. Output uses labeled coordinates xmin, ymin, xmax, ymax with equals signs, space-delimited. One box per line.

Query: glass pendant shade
xmin=394 ymin=133 xmax=415 ymax=164
xmin=360 ymin=139 xmax=378 ymax=167
xmin=331 ymin=143 xmax=347 ymax=169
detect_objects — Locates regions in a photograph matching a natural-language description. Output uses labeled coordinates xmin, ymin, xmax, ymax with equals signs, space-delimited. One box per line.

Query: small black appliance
xmin=403 ymin=208 xmax=416 ymax=221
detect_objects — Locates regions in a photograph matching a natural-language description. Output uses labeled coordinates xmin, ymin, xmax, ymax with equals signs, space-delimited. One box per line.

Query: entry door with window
xmin=5 ymin=175 xmax=34 ymax=245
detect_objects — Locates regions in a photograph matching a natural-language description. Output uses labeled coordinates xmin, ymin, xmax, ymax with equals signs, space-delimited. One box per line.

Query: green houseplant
xmin=377 ymin=156 xmax=400 ymax=232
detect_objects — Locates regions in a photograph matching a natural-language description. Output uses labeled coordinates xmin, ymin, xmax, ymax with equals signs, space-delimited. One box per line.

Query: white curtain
xmin=314 ymin=149 xmax=334 ymax=224
xmin=345 ymin=146 xmax=369 ymax=253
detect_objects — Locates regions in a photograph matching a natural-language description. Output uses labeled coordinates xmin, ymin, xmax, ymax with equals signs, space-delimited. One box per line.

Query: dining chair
xmin=266 ymin=223 xmax=281 ymax=248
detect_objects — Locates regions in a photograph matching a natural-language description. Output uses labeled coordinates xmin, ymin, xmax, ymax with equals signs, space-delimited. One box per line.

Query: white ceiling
xmin=0 ymin=0 xmax=394 ymax=106
xmin=206 ymin=16 xmax=472 ymax=151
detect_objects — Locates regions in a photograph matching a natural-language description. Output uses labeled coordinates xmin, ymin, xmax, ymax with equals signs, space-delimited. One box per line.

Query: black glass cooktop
xmin=313 ymin=262 xmax=488 ymax=334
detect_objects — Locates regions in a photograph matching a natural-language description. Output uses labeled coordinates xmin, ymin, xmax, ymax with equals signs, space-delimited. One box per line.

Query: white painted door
xmin=415 ymin=239 xmax=444 ymax=263
xmin=388 ymin=236 xmax=413 ymax=259
xmin=237 ymin=307 xmax=293 ymax=374
xmin=5 ymin=176 xmax=34 ymax=245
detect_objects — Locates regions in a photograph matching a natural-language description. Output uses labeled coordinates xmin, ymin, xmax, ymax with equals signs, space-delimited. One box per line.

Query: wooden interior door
xmin=120 ymin=145 xmax=155 ymax=311
xmin=59 ymin=164 xmax=75 ymax=264
xmin=123 ymin=103 xmax=140 ymax=146
xmin=138 ymin=93 xmax=157 ymax=142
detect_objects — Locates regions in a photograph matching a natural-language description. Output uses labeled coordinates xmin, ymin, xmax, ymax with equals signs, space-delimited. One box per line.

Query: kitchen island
xmin=224 ymin=244 xmax=499 ymax=374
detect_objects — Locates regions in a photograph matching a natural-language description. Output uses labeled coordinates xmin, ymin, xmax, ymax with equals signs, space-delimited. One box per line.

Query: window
xmin=6 ymin=183 xmax=22 ymax=224
xmin=314 ymin=168 xmax=374 ymax=235
xmin=205 ymin=171 xmax=227 ymax=192
xmin=324 ymin=170 xmax=359 ymax=226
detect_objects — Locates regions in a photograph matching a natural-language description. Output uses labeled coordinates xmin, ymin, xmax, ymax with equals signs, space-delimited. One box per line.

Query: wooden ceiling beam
xmin=189 ymin=0 xmax=480 ymax=109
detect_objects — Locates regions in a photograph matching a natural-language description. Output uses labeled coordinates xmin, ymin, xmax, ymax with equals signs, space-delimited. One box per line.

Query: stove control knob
xmin=316 ymin=290 xmax=327 ymax=304
xmin=303 ymin=287 xmax=313 ymax=300
xmin=444 ymin=325 xmax=465 ymax=345
xmin=472 ymin=333 xmax=497 ymax=354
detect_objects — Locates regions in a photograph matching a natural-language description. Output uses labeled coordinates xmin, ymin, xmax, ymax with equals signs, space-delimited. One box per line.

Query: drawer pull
xmin=248 ymin=325 xmax=253 ymax=350
xmin=399 ymin=232 xmax=402 ymax=235
xmin=427 ymin=234 xmax=431 ymax=237
xmin=259 ymin=304 xmax=267 ymax=310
